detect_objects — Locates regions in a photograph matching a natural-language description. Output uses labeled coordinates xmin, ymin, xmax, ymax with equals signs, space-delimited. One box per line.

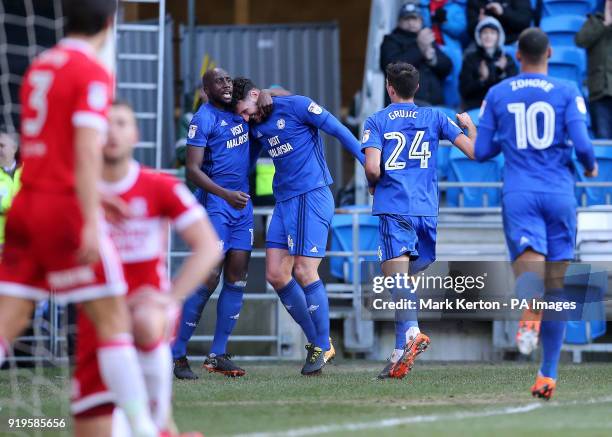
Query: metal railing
xmin=9 ymin=138 xmax=612 ymax=362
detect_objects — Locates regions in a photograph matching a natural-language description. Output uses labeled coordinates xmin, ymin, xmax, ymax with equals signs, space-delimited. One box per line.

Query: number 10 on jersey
xmin=384 ymin=131 xmax=431 ymax=170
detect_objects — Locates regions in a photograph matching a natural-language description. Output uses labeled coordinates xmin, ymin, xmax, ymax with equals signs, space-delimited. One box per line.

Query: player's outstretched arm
xmin=171 ymin=214 xmax=222 ymax=302
xmin=186 ymin=145 xmax=250 ymax=209
xmin=320 ymin=115 xmax=366 ymax=165
xmin=75 ymin=126 xmax=104 ymax=264
xmin=453 ymin=112 xmax=477 ymax=160
xmin=364 ymin=147 xmax=382 ymax=191
xmin=568 ymin=119 xmax=598 ymax=177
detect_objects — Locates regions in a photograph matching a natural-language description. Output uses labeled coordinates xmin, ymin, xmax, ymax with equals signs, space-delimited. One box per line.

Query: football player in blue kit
xmin=172 ymin=68 xmax=269 ymax=379
xmin=232 ymin=77 xmax=365 ymax=375
xmin=362 ymin=62 xmax=477 ymax=380
xmin=475 ymin=28 xmax=597 ymax=400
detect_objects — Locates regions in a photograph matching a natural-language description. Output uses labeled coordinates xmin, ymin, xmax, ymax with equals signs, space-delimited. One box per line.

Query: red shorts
xmin=71 ymin=283 xmax=178 ymax=417
xmin=71 ymin=309 xmax=115 ymax=417
xmin=0 ymin=189 xmax=126 ymax=304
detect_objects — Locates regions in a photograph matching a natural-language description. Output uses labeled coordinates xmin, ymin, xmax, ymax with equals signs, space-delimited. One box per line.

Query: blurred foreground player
xmin=233 ymin=78 xmax=365 ymax=375
xmin=362 ymin=62 xmax=477 ymax=379
xmin=0 ymin=1 xmax=160 ymax=435
xmin=475 ymin=28 xmax=597 ymax=399
xmin=73 ymin=101 xmax=221 ymax=437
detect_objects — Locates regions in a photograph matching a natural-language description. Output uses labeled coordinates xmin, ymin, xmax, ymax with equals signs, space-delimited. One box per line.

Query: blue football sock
xmin=392 ymin=286 xmax=419 ymax=349
xmin=539 ymin=288 xmax=567 ymax=379
xmin=303 ymin=280 xmax=331 ymax=350
xmin=539 ymin=319 xmax=566 ymax=379
xmin=515 ymin=271 xmax=545 ymax=302
xmin=171 ymin=285 xmax=211 ymax=359
xmin=210 ymin=282 xmax=244 ymax=356
xmin=276 ymin=278 xmax=318 ymax=345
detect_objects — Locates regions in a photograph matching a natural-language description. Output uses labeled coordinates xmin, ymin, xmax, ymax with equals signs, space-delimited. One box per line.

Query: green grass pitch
xmin=1 ymin=362 xmax=611 ymax=436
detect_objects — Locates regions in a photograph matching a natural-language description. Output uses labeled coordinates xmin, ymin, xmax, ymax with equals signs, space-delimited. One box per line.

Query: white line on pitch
xmin=233 ymin=396 xmax=612 ymax=437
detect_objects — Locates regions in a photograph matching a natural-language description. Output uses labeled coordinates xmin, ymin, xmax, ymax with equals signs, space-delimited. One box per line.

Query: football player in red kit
xmin=72 ymin=100 xmax=220 ymax=437
xmin=0 ymin=2 xmax=165 ymax=436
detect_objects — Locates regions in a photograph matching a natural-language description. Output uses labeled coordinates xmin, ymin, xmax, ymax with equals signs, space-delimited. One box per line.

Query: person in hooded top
xmin=459 ymin=17 xmax=519 ymax=110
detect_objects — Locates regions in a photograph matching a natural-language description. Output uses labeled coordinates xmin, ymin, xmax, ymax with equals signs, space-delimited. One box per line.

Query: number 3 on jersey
xmin=384 ymin=131 xmax=431 ymax=170
xmin=23 ymin=71 xmax=54 ymax=136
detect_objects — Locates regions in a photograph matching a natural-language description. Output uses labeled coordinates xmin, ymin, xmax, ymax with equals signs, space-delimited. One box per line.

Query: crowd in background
xmin=379 ymin=0 xmax=612 ymax=139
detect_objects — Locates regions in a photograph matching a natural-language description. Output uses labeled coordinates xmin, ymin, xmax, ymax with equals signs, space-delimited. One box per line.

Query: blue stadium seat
xmin=540 ymin=15 xmax=586 ymax=46
xmin=503 ymin=44 xmax=518 ymax=66
xmin=447 ymin=147 xmax=503 ymax=207
xmin=574 ymin=146 xmax=612 ymax=206
xmin=548 ymin=46 xmax=586 ymax=88
xmin=542 ymin=0 xmax=596 ymax=16
xmin=564 ymin=264 xmax=607 ymax=344
xmin=433 ymin=106 xmax=457 ymax=179
xmin=329 ymin=210 xmax=379 ymax=281
xmin=440 ymin=44 xmax=462 ymax=108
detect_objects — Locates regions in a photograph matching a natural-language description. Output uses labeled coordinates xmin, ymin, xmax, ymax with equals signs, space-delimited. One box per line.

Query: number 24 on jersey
xmin=384 ymin=131 xmax=431 ymax=170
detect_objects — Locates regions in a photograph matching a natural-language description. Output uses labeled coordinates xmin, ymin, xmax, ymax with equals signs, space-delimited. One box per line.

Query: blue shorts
xmin=502 ymin=192 xmax=576 ymax=262
xmin=377 ymin=214 xmax=437 ymax=274
xmin=266 ymin=186 xmax=334 ymax=258
xmin=195 ymin=189 xmax=254 ymax=253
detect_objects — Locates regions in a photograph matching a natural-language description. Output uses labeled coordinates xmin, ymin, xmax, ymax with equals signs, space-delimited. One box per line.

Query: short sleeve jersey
xmin=362 ymin=102 xmax=463 ymax=216
xmin=187 ymin=103 xmax=250 ymax=193
xmin=19 ymin=38 xmax=113 ymax=194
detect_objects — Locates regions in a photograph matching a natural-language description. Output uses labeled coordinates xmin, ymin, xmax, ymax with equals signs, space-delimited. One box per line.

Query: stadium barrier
xmin=8 ymin=141 xmax=612 ymax=363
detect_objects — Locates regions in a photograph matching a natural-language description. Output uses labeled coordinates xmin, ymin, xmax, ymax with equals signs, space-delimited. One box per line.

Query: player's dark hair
xmin=231 ymin=77 xmax=257 ymax=107
xmin=385 ymin=62 xmax=419 ymax=99
xmin=518 ymin=28 xmax=550 ymax=64
xmin=63 ymin=0 xmax=116 ymax=36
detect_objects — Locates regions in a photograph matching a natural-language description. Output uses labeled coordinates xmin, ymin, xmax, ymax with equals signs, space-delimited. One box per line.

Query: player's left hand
xmin=257 ymin=89 xmax=274 ymax=118
xmin=585 ymin=161 xmax=599 ymax=178
xmin=456 ymin=112 xmax=475 ymax=131
xmin=368 ymin=185 xmax=376 ymax=195
xmin=101 ymin=195 xmax=131 ymax=224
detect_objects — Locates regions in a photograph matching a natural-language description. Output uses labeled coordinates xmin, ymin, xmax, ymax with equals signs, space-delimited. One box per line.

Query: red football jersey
xmin=99 ymin=161 xmax=204 ymax=294
xmin=19 ymin=38 xmax=112 ymax=193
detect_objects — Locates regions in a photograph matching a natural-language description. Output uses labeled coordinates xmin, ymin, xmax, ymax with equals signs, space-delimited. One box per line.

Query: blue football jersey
xmin=187 ymin=103 xmax=250 ymax=192
xmin=479 ymin=73 xmax=588 ymax=195
xmin=362 ymin=102 xmax=463 ymax=216
xmin=250 ymin=96 xmax=333 ymax=201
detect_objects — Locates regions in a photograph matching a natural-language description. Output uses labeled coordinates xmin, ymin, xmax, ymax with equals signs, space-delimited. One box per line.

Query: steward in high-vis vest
xmin=0 ymin=132 xmax=21 ymax=249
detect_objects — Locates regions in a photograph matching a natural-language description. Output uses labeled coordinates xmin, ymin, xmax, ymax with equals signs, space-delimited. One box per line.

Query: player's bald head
xmin=518 ymin=28 xmax=550 ymax=65
xmin=201 ymin=68 xmax=233 ymax=107
xmin=202 ymin=68 xmax=229 ymax=90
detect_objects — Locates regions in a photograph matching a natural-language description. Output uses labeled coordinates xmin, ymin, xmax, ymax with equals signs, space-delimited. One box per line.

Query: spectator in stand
xmin=459 ymin=17 xmax=518 ymax=110
xmin=430 ymin=0 xmax=469 ymax=49
xmin=380 ymin=1 xmax=453 ymax=106
xmin=0 ymin=130 xmax=21 ymax=253
xmin=575 ymin=0 xmax=612 ymax=139
xmin=467 ymin=0 xmax=533 ymax=45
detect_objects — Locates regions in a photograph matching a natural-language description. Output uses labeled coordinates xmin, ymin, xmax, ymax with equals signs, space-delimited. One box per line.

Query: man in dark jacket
xmin=460 ymin=17 xmax=518 ymax=109
xmin=380 ymin=2 xmax=453 ymax=106
xmin=575 ymin=0 xmax=612 ymax=139
xmin=467 ymin=0 xmax=533 ymax=45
